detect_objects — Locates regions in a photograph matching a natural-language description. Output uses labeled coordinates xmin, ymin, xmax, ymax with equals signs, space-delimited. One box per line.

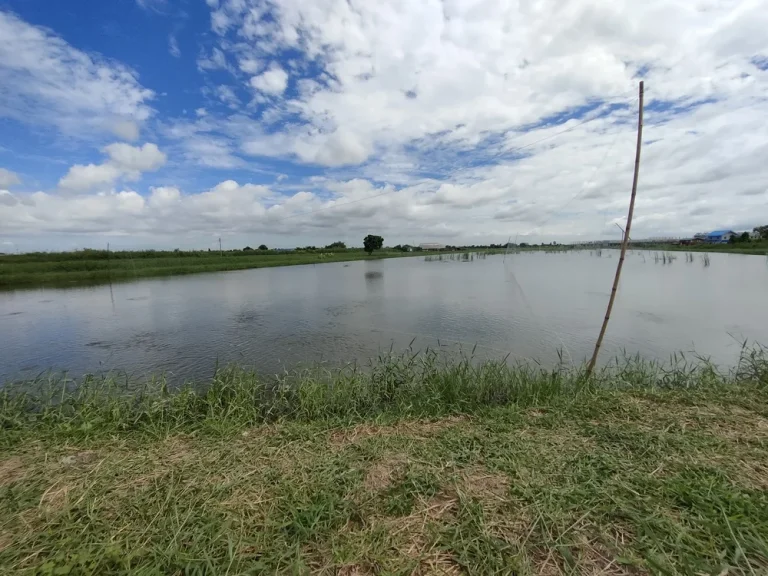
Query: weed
xmin=1 ymin=349 xmax=768 ymax=573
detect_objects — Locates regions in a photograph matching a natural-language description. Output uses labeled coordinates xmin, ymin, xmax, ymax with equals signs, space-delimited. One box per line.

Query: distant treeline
xmin=0 ymin=241 xmax=570 ymax=263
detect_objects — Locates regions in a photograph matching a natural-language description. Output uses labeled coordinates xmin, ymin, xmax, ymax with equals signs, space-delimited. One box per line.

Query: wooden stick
xmin=585 ymin=81 xmax=644 ymax=377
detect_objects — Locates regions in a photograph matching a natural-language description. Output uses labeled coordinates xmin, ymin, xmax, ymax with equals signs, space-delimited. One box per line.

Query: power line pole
xmin=586 ymin=80 xmax=644 ymax=378
xmin=219 ymin=237 xmax=222 ymax=256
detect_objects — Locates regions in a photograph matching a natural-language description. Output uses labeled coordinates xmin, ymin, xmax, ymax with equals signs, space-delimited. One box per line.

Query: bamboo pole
xmin=585 ymin=81 xmax=644 ymax=377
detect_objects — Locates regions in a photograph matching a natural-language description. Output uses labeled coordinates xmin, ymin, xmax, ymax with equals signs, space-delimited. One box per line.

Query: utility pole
xmin=219 ymin=237 xmax=222 ymax=256
xmin=586 ymin=81 xmax=644 ymax=378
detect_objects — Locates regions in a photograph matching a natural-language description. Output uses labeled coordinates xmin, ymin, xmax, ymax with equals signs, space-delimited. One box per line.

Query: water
xmin=1 ymin=251 xmax=767 ymax=383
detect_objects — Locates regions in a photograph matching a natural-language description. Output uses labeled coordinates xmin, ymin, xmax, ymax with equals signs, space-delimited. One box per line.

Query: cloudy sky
xmin=0 ymin=0 xmax=767 ymax=251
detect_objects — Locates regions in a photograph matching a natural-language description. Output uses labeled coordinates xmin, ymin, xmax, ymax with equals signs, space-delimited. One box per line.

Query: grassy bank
xmin=2 ymin=350 xmax=767 ymax=574
xmin=642 ymin=241 xmax=768 ymax=256
xmin=0 ymin=249 xmax=430 ymax=289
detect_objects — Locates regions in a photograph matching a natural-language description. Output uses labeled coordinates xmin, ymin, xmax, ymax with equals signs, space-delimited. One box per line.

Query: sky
xmin=0 ymin=0 xmax=767 ymax=252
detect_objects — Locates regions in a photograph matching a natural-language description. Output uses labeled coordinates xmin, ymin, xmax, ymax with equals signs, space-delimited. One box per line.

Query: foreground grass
xmin=1 ymin=350 xmax=767 ymax=574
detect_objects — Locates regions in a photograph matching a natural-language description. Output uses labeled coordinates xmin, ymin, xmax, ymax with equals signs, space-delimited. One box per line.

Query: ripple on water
xmin=636 ymin=311 xmax=666 ymax=325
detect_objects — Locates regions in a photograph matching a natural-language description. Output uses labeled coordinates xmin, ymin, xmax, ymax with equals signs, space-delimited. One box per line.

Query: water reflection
xmin=1 ymin=251 xmax=766 ymax=383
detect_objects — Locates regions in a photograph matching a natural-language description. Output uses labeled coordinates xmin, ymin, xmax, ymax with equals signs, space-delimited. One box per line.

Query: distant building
xmin=749 ymin=230 xmax=761 ymax=240
xmin=419 ymin=243 xmax=446 ymax=251
xmin=706 ymin=230 xmax=735 ymax=243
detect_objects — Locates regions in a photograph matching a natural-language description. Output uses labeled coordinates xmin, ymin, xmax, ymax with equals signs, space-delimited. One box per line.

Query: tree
xmin=363 ymin=234 xmax=384 ymax=255
xmin=754 ymin=226 xmax=768 ymax=240
xmin=243 ymin=246 xmax=253 ymax=251
xmin=325 ymin=241 xmax=346 ymax=249
xmin=740 ymin=232 xmax=750 ymax=242
xmin=258 ymin=244 xmax=268 ymax=250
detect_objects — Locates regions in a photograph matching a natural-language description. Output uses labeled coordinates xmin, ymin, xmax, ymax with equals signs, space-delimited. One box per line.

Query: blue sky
xmin=1 ymin=0 xmax=767 ymax=251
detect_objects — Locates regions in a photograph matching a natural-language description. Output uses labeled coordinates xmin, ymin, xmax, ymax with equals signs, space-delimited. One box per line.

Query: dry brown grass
xmin=458 ymin=466 xmax=510 ymax=501
xmin=329 ymin=416 xmax=467 ymax=448
xmin=0 ymin=457 xmax=25 ymax=487
xmin=363 ymin=454 xmax=408 ymax=492
xmin=386 ymin=492 xmax=459 ymax=571
xmin=335 ymin=564 xmax=377 ymax=575
xmin=38 ymin=481 xmax=74 ymax=512
xmin=0 ymin=531 xmax=12 ymax=554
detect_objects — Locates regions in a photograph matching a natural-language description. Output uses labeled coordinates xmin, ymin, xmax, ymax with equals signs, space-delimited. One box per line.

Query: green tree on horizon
xmin=363 ymin=235 xmax=384 ymax=255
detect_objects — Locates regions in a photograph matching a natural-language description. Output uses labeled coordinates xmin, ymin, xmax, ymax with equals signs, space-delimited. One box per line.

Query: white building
xmin=419 ymin=243 xmax=446 ymax=250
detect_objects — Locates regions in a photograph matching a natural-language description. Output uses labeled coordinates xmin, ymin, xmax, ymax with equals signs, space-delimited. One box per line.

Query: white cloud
xmin=169 ymin=35 xmax=181 ymax=58
xmin=0 ymin=190 xmax=19 ymax=206
xmin=148 ymin=186 xmax=181 ymax=210
xmin=111 ymin=120 xmax=140 ymax=141
xmin=58 ymin=143 xmax=167 ymax=191
xmin=199 ymin=0 xmax=768 ymax=170
xmin=184 ymin=137 xmax=242 ymax=168
xmin=294 ymin=129 xmax=370 ymax=167
xmin=136 ymin=0 xmax=167 ymax=11
xmin=198 ymin=47 xmax=228 ymax=71
xmin=238 ymin=57 xmax=261 ymax=74
xmin=216 ymin=85 xmax=240 ymax=108
xmin=1 ymin=180 xmax=277 ymax=238
xmin=58 ymin=164 xmax=123 ymax=191
xmin=104 ymin=143 xmax=166 ymax=173
xmin=0 ymin=12 xmax=153 ymax=138
xmin=0 ymin=168 xmax=21 ymax=188
xmin=5 ymin=2 xmax=768 ymax=247
xmin=249 ymin=63 xmax=288 ymax=95
xmin=163 ymin=118 xmax=244 ymax=168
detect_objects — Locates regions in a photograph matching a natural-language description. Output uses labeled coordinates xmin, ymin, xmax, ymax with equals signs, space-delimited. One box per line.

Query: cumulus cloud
xmin=104 ymin=143 xmax=166 ymax=173
xmin=0 ymin=168 xmax=21 ymax=188
xmin=0 ymin=11 xmax=153 ymax=138
xmin=3 ymin=147 xmax=768 ymax=247
xmin=146 ymin=0 xmax=767 ymax=240
xmin=58 ymin=164 xmax=123 ymax=192
xmin=110 ymin=120 xmax=141 ymax=141
xmin=249 ymin=63 xmax=288 ymax=95
xmin=205 ymin=0 xmax=765 ymax=170
xmin=2 ymin=180 xmax=276 ymax=238
xmin=4 ymin=2 xmax=768 ymax=247
xmin=58 ymin=143 xmax=167 ymax=191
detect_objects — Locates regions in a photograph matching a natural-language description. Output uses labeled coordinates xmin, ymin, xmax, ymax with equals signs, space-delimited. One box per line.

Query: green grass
xmin=643 ymin=241 xmax=768 ymax=256
xmin=0 ymin=249 xmax=430 ymax=289
xmin=2 ymin=349 xmax=767 ymax=574
xmin=0 ymin=246 xmax=574 ymax=290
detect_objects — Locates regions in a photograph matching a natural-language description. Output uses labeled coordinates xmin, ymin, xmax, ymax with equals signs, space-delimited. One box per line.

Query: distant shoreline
xmin=1 ymin=242 xmax=765 ymax=290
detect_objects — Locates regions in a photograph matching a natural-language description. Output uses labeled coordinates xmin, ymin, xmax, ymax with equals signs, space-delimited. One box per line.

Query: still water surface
xmin=1 ymin=251 xmax=767 ymax=383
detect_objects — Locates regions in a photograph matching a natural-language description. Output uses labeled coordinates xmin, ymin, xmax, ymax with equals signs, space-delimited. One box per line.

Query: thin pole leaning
xmin=585 ymin=81 xmax=644 ymax=378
